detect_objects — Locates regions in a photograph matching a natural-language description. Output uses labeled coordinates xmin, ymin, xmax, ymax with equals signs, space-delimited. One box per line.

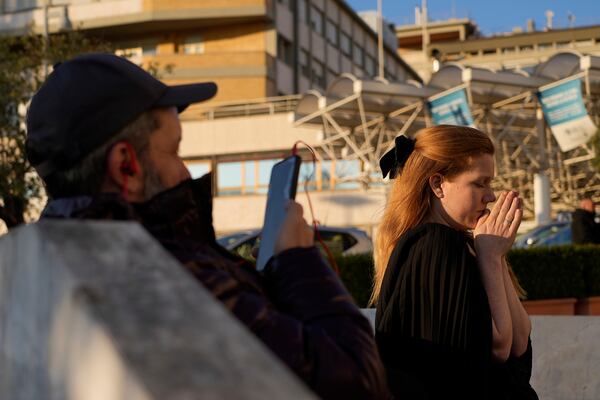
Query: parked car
xmin=217 ymin=226 xmax=373 ymax=260
xmin=513 ymin=221 xmax=571 ymax=248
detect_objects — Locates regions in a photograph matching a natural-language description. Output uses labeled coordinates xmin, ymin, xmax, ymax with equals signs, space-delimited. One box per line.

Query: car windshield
xmin=217 ymin=232 xmax=251 ymax=247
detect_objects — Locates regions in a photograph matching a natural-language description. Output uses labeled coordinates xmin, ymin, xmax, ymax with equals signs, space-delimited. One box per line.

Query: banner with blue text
xmin=428 ymin=88 xmax=475 ymax=127
xmin=538 ymin=77 xmax=596 ymax=152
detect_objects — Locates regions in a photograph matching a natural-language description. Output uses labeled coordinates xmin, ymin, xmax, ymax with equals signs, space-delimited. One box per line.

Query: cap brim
xmin=155 ymin=82 xmax=217 ymax=112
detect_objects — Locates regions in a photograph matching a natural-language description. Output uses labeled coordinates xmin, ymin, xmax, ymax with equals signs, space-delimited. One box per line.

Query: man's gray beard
xmin=142 ymin=159 xmax=167 ymax=201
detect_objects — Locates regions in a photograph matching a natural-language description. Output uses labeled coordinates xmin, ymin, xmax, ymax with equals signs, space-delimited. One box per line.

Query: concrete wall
xmin=180 ymin=113 xmax=321 ymax=157
xmin=361 ymin=309 xmax=600 ymax=400
xmin=0 ymin=221 xmax=315 ymax=400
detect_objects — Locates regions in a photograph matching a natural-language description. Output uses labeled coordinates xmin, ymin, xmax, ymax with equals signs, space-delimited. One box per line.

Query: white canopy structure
xmin=294 ymin=51 xmax=600 ymax=219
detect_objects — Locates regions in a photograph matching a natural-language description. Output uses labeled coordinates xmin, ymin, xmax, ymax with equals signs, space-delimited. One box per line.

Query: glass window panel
xmin=335 ymin=159 xmax=360 ymax=190
xmin=187 ymin=162 xmax=211 ymax=179
xmin=298 ymin=0 xmax=307 ymax=23
xmin=353 ymin=45 xmax=364 ymax=66
xmin=311 ymin=58 xmax=326 ymax=88
xmin=310 ymin=6 xmax=324 ymax=34
xmin=244 ymin=161 xmax=256 ymax=193
xmin=298 ymin=161 xmax=317 ymax=191
xmin=326 ymin=19 xmax=338 ymax=45
xmin=321 ymin=160 xmax=333 ymax=190
xmin=218 ymin=162 xmax=242 ymax=195
xmin=182 ymin=35 xmax=204 ymax=54
xmin=340 ymin=32 xmax=352 ymax=56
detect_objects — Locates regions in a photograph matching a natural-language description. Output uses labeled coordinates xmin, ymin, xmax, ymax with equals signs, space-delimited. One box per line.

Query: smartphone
xmin=256 ymin=155 xmax=301 ymax=271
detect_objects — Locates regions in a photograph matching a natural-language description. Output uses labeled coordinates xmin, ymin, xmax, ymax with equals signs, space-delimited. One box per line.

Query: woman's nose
xmin=485 ymin=190 xmax=496 ymax=204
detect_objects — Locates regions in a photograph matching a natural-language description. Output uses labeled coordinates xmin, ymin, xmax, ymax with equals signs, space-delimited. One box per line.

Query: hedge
xmin=335 ymin=246 xmax=600 ymax=307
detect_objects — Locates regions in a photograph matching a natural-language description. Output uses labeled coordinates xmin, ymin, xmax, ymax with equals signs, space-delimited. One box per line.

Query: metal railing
xmin=181 ymin=95 xmax=301 ymax=121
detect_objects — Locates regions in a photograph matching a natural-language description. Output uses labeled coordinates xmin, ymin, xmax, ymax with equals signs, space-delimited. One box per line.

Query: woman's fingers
xmin=488 ymin=191 xmax=507 ymax=222
xmin=508 ymin=207 xmax=523 ymax=239
xmin=497 ymin=191 xmax=517 ymax=227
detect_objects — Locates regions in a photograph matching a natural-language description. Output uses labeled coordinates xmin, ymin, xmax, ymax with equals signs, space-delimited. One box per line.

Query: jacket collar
xmin=42 ymin=173 xmax=216 ymax=244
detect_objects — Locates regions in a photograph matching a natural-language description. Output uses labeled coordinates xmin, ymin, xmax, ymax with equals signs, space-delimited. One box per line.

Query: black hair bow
xmin=379 ymin=135 xmax=416 ymax=179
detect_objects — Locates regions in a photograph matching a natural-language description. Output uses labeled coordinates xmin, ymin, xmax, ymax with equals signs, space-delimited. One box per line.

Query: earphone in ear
xmin=119 ymin=142 xmax=139 ymax=176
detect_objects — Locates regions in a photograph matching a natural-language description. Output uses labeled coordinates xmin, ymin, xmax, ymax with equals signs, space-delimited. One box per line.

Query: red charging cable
xmin=291 ymin=141 xmax=340 ymax=275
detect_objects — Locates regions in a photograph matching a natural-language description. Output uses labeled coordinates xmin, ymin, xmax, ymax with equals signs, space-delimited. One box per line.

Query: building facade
xmin=1 ymin=0 xmax=420 ymax=235
xmin=0 ymin=0 xmax=419 ymax=103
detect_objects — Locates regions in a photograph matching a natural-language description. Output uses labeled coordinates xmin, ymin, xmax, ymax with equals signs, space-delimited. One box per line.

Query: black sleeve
xmin=194 ymin=246 xmax=390 ymax=400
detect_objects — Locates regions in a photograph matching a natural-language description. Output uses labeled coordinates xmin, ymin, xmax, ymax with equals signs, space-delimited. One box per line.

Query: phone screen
xmin=256 ymin=155 xmax=301 ymax=270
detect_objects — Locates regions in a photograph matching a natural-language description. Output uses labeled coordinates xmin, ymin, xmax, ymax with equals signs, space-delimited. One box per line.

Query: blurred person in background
xmin=571 ymin=196 xmax=600 ymax=244
xmin=373 ymin=126 xmax=538 ymax=399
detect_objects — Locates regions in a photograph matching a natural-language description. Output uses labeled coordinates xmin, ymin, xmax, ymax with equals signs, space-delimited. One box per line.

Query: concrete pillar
xmin=534 ymin=172 xmax=551 ymax=225
xmin=535 ymin=107 xmax=551 ymax=226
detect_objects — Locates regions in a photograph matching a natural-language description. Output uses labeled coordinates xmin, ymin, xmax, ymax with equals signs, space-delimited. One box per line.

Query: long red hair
xmin=371 ymin=125 xmax=497 ymax=305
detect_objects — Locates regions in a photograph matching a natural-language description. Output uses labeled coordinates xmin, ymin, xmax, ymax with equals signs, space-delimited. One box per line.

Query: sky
xmin=346 ymin=0 xmax=600 ymax=36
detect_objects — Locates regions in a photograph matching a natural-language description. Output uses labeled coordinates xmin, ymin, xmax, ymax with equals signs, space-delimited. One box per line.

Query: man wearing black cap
xmin=26 ymin=54 xmax=389 ymax=399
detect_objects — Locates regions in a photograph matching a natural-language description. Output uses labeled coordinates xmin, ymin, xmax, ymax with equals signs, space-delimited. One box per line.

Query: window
xmin=217 ymin=159 xmax=279 ymax=196
xmin=298 ymin=0 xmax=307 ymax=23
xmin=115 ymin=47 xmax=143 ymax=64
xmin=310 ymin=5 xmax=324 ymax=34
xmin=519 ymin=45 xmax=534 ymax=52
xmin=318 ymin=230 xmax=358 ymax=254
xmin=216 ymin=157 xmax=361 ymax=196
xmin=277 ymin=0 xmax=292 ymax=11
xmin=299 ymin=49 xmax=310 ymax=78
xmin=277 ymin=35 xmax=293 ymax=66
xmin=298 ymin=161 xmax=318 ymax=191
xmin=142 ymin=44 xmax=157 ymax=56
xmin=334 ymin=159 xmax=360 ymax=190
xmin=186 ymin=161 xmax=211 ymax=179
xmin=217 ymin=162 xmax=242 ymax=196
xmin=311 ymin=58 xmax=326 ymax=88
xmin=326 ymin=19 xmax=339 ymax=45
xmin=353 ymin=44 xmax=364 ymax=67
xmin=365 ymin=55 xmax=376 ymax=77
xmin=340 ymin=32 xmax=352 ymax=56
xmin=181 ymin=35 xmax=204 ymax=55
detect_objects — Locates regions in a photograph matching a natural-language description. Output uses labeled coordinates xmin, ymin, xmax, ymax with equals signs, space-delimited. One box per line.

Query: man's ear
xmin=104 ymin=141 xmax=145 ymax=201
xmin=428 ymin=174 xmax=445 ymax=199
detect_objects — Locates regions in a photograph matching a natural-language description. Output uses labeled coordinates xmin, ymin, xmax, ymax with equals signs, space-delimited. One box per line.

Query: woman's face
xmin=435 ymin=153 xmax=497 ymax=230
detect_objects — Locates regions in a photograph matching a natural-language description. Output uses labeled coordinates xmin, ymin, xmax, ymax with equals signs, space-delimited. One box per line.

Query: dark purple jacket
xmin=42 ymin=175 xmax=390 ymax=400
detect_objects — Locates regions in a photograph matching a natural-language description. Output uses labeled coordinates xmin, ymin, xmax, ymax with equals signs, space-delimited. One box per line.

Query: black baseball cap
xmin=26 ymin=53 xmax=217 ymax=178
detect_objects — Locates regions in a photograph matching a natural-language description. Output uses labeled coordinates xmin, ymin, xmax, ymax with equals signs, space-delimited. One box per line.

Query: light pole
xmin=377 ymin=0 xmax=384 ymax=79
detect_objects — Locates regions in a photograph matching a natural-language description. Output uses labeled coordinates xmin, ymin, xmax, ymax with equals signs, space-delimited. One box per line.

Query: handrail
xmin=181 ymin=95 xmax=302 ymax=121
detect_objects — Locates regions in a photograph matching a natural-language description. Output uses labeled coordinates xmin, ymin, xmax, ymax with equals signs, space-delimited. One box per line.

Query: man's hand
xmin=274 ymin=201 xmax=314 ymax=255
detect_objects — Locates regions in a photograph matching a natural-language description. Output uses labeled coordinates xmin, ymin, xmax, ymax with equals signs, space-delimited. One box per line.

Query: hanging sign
xmin=428 ymin=87 xmax=475 ymax=127
xmin=538 ymin=76 xmax=596 ymax=152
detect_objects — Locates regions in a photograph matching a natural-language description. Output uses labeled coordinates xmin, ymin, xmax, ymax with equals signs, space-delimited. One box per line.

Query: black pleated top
xmin=375 ymin=223 xmax=538 ymax=400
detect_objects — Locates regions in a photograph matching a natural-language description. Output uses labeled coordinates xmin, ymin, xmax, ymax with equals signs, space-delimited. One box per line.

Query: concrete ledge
xmin=0 ymin=220 xmax=315 ymax=400
xmin=361 ymin=309 xmax=600 ymax=400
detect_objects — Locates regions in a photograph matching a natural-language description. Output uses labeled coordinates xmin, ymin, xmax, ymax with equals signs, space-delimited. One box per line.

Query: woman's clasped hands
xmin=474 ymin=191 xmax=523 ymax=259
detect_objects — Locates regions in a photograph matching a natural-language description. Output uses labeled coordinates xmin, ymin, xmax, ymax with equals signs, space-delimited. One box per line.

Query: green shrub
xmin=336 ymin=253 xmax=374 ymax=307
xmin=507 ymin=247 xmax=587 ymax=300
xmin=336 ymin=246 xmax=600 ymax=306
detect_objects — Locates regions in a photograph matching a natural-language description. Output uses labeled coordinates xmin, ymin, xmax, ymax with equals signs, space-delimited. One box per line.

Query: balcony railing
xmin=182 ymin=95 xmax=301 ymax=120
